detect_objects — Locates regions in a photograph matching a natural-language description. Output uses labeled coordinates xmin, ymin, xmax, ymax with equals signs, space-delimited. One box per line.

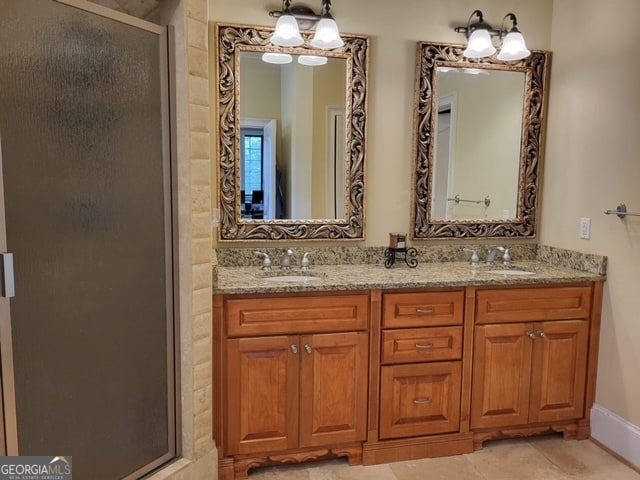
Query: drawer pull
xmin=290 ymin=344 xmax=298 ymax=354
xmin=413 ymin=397 xmax=432 ymax=405
xmin=415 ymin=343 xmax=435 ymax=349
xmin=416 ymin=308 xmax=436 ymax=315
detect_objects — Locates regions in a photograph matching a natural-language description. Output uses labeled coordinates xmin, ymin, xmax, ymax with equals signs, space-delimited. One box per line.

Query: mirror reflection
xmin=433 ymin=67 xmax=525 ymax=221
xmin=411 ymin=41 xmax=550 ymax=239
xmin=239 ymin=52 xmax=347 ymax=220
xmin=215 ymin=23 xmax=369 ymax=241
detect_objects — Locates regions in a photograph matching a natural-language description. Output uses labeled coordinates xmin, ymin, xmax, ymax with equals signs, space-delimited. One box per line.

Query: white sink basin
xmin=263 ymin=275 xmax=321 ymax=283
xmin=485 ymin=269 xmax=536 ymax=276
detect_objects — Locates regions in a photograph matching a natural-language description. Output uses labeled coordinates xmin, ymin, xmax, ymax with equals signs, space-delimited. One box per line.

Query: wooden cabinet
xmin=226 ymin=335 xmax=299 ymax=455
xmin=471 ymin=286 xmax=592 ymax=432
xmin=216 ymin=292 xmax=370 ymax=479
xmin=226 ymin=332 xmax=368 ymax=455
xmin=215 ymin=281 xmax=604 ymax=477
xmin=378 ymin=290 xmax=465 ymax=440
xmin=299 ymin=332 xmax=369 ymax=448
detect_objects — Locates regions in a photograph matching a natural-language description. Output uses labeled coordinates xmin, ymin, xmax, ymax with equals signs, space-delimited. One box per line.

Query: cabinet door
xmin=226 ymin=336 xmax=300 ymax=455
xmin=380 ymin=362 xmax=461 ymax=439
xmin=530 ymin=320 xmax=589 ymax=424
xmin=471 ymin=324 xmax=533 ymax=429
xmin=299 ymin=332 xmax=368 ymax=447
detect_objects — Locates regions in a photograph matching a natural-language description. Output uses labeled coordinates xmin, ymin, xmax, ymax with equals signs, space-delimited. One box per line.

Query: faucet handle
xmin=254 ymin=251 xmax=272 ymax=271
xmin=502 ymin=248 xmax=511 ymax=266
xmin=301 ymin=252 xmax=311 ymax=270
xmin=463 ymin=248 xmax=479 ymax=266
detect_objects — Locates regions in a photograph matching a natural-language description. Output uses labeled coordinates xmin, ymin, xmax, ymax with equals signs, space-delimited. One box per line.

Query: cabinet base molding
xmin=362 ymin=433 xmax=474 ymax=465
xmin=472 ymin=422 xmax=585 ymax=450
xmin=220 ymin=444 xmax=363 ymax=480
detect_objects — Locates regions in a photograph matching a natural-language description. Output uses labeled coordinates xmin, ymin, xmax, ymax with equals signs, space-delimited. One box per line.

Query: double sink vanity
xmin=212 ymin=16 xmax=598 ymax=480
xmin=212 ymin=246 xmax=606 ymax=480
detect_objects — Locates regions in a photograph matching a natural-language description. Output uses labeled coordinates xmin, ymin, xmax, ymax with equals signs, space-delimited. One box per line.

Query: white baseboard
xmin=591 ymin=403 xmax=640 ymax=469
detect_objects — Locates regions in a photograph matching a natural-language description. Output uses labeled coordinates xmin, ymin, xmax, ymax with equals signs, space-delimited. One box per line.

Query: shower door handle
xmin=1 ymin=252 xmax=15 ymax=297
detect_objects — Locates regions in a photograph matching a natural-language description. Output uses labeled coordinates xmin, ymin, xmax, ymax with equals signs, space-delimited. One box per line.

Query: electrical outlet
xmin=579 ymin=217 xmax=591 ymax=240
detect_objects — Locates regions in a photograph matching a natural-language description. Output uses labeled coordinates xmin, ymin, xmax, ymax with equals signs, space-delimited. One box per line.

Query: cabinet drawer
xmin=380 ymin=362 xmax=461 ymax=439
xmin=383 ymin=291 xmax=464 ymax=328
xmin=382 ymin=326 xmax=463 ymax=364
xmin=225 ymin=293 xmax=369 ymax=337
xmin=475 ymin=286 xmax=592 ymax=324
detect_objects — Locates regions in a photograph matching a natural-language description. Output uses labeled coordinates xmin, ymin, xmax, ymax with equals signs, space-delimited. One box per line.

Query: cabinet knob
xmin=290 ymin=344 xmax=298 ymax=354
xmin=526 ymin=331 xmax=537 ymax=339
xmin=415 ymin=343 xmax=435 ymax=349
xmin=304 ymin=344 xmax=313 ymax=354
xmin=413 ymin=397 xmax=432 ymax=405
xmin=537 ymin=331 xmax=547 ymax=338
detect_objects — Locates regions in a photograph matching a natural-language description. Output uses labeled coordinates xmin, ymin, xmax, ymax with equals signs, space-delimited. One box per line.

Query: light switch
xmin=579 ymin=217 xmax=591 ymax=240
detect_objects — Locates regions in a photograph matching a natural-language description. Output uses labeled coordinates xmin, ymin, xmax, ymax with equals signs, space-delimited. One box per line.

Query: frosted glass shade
xmin=298 ymin=55 xmax=328 ymax=66
xmin=497 ymin=31 xmax=531 ymax=61
xmin=463 ymin=29 xmax=496 ymax=58
xmin=262 ymin=52 xmax=293 ymax=64
xmin=310 ymin=18 xmax=344 ymax=50
xmin=271 ymin=14 xmax=303 ymax=47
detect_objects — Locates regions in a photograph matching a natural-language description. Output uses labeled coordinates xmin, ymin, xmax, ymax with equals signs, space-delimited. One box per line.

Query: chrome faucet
xmin=486 ymin=246 xmax=506 ymax=265
xmin=301 ymin=252 xmax=311 ymax=271
xmin=254 ymin=251 xmax=272 ymax=271
xmin=280 ymin=249 xmax=294 ymax=270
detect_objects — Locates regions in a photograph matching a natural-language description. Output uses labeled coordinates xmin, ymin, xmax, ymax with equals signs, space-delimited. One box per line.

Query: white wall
xmin=440 ymin=70 xmax=522 ymax=220
xmin=209 ymin=0 xmax=553 ymax=245
xmin=239 ymin=56 xmax=282 ymax=119
xmin=544 ymin=0 xmax=640 ymax=450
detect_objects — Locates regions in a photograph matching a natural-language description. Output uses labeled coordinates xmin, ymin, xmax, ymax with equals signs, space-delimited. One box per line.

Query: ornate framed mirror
xmin=411 ymin=42 xmax=550 ymax=239
xmin=215 ymin=23 xmax=369 ymax=241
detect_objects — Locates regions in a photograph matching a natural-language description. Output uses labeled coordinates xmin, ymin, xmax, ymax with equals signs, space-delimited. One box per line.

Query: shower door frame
xmin=0 ymin=1 xmax=179 ymax=476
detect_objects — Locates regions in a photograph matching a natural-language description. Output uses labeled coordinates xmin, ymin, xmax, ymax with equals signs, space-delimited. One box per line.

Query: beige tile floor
xmin=248 ymin=436 xmax=640 ymax=479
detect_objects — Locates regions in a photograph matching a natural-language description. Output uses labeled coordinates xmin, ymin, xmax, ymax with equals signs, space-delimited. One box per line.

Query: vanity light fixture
xmin=463 ymin=67 xmax=489 ymax=75
xmin=269 ymin=0 xmax=344 ymax=50
xmin=270 ymin=0 xmax=304 ymax=46
xmin=496 ymin=13 xmax=531 ymax=61
xmin=298 ymin=55 xmax=328 ymax=66
xmin=262 ymin=52 xmax=293 ymax=64
xmin=454 ymin=10 xmax=531 ymax=61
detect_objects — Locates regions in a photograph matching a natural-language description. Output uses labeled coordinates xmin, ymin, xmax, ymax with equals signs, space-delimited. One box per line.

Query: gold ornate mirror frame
xmin=215 ymin=23 xmax=369 ymax=241
xmin=411 ymin=42 xmax=550 ymax=239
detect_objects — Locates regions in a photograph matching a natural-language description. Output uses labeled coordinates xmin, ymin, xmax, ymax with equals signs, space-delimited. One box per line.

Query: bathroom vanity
xmin=212 ymin=260 xmax=604 ymax=479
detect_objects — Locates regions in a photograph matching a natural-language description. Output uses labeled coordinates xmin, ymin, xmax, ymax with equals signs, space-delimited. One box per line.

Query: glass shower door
xmin=0 ymin=1 xmax=176 ymax=478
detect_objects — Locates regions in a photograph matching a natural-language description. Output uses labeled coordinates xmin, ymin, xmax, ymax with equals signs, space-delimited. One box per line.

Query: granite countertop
xmin=214 ymin=260 xmax=605 ymax=295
